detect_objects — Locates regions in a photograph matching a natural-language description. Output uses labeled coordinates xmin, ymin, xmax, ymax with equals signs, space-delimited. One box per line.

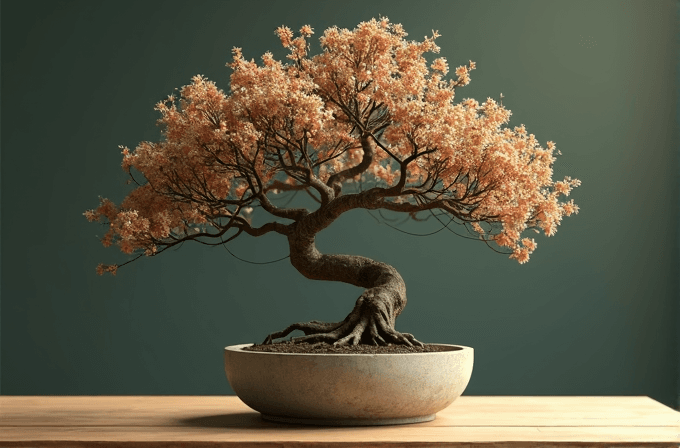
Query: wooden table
xmin=1 ymin=396 xmax=678 ymax=447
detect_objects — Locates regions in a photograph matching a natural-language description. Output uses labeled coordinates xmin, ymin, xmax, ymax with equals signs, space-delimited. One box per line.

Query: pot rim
xmin=224 ymin=343 xmax=473 ymax=356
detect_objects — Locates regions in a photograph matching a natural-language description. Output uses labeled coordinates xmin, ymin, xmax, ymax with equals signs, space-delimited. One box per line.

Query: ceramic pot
xmin=224 ymin=343 xmax=473 ymax=426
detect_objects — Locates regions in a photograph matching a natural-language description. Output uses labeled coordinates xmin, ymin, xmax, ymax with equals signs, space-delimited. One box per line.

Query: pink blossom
xmin=86 ymin=17 xmax=579 ymax=273
xmin=275 ymin=26 xmax=293 ymax=47
xmin=299 ymin=25 xmax=314 ymax=37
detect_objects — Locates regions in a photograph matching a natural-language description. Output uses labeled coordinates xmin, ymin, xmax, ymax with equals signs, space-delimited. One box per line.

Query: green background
xmin=2 ymin=0 xmax=679 ymax=410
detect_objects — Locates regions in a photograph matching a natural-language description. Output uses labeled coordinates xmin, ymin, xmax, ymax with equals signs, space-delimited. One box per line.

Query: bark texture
xmin=262 ymin=227 xmax=423 ymax=347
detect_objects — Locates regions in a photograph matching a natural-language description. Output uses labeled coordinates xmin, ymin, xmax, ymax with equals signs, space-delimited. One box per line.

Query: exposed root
xmin=262 ymin=290 xmax=424 ymax=347
xmin=262 ymin=320 xmax=346 ymax=345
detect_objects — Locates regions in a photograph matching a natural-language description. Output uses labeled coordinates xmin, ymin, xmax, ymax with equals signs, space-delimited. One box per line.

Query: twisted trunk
xmin=262 ymin=226 xmax=422 ymax=347
xmin=260 ymin=134 xmax=422 ymax=346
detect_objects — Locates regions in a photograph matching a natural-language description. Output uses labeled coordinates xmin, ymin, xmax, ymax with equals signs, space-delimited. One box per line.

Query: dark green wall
xmin=2 ymin=0 xmax=678 ymax=410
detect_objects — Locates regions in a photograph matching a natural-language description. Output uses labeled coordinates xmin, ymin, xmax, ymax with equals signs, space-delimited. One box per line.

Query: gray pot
xmin=224 ymin=343 xmax=473 ymax=426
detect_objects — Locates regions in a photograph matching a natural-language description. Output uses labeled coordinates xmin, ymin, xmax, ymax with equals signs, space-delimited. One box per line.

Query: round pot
xmin=224 ymin=343 xmax=473 ymax=426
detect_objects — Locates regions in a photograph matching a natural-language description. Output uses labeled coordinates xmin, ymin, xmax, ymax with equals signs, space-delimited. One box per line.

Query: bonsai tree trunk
xmin=262 ymin=229 xmax=424 ymax=347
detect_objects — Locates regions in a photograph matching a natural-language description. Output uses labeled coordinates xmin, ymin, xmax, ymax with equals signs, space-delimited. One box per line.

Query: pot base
xmin=261 ymin=413 xmax=435 ymax=426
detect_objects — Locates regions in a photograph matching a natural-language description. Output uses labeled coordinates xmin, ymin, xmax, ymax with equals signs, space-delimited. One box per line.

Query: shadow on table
xmin=176 ymin=412 xmax=309 ymax=429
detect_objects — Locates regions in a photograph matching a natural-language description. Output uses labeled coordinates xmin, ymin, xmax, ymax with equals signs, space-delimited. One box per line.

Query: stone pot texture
xmin=224 ymin=343 xmax=474 ymax=426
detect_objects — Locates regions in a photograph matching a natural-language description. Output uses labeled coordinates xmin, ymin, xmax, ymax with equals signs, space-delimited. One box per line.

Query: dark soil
xmin=242 ymin=340 xmax=458 ymax=354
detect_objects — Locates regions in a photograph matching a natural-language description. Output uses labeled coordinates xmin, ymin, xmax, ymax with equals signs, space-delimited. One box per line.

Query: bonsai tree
xmin=85 ymin=18 xmax=580 ymax=348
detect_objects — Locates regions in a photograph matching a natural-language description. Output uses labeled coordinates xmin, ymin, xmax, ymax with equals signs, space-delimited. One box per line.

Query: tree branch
xmin=326 ymin=133 xmax=374 ymax=196
xmin=268 ymin=134 xmax=335 ymax=206
xmin=258 ymin=191 xmax=308 ymax=221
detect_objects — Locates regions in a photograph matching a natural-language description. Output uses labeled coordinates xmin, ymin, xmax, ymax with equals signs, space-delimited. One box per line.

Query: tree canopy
xmin=85 ymin=17 xmax=580 ymax=275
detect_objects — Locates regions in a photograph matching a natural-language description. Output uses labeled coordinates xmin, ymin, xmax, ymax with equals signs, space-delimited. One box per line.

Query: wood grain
xmin=1 ymin=396 xmax=678 ymax=447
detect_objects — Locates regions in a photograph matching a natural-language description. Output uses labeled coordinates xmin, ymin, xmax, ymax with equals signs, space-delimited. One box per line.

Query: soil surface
xmin=242 ymin=341 xmax=457 ymax=354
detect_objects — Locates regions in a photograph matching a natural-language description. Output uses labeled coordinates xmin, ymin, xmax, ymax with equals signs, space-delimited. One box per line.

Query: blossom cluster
xmin=85 ymin=17 xmax=579 ymax=272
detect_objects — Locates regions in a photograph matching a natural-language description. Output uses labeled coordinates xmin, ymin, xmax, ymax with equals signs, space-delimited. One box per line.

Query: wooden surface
xmin=1 ymin=396 xmax=678 ymax=447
